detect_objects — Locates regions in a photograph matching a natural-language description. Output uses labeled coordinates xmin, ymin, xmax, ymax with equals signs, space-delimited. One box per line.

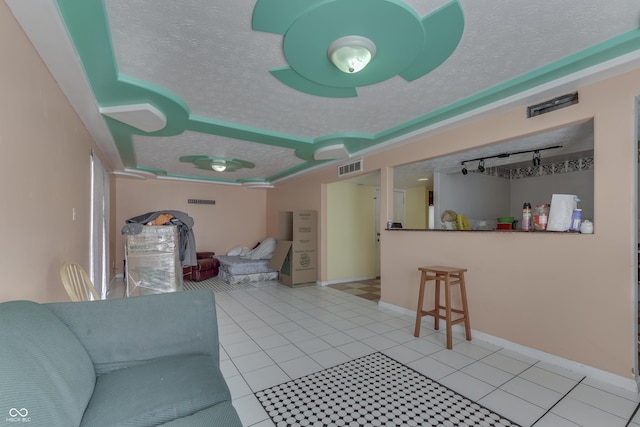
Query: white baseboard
xmin=378 ymin=300 xmax=639 ymax=393
xmin=318 ymin=276 xmax=377 ymax=286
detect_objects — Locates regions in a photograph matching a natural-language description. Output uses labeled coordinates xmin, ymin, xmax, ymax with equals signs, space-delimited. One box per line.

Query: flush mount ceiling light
xmin=252 ymin=0 xmax=464 ymax=98
xmin=179 ymin=155 xmax=255 ymax=173
xmin=328 ymin=36 xmax=376 ymax=74
xmin=211 ymin=161 xmax=227 ymax=172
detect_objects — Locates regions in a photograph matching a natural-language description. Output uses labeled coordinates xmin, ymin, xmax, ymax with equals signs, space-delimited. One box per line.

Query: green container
xmin=497 ymin=216 xmax=514 ymax=223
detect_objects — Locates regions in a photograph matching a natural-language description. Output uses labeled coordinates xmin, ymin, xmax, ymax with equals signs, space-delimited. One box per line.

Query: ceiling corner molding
xmin=111 ymin=169 xmax=154 ymax=179
xmin=314 ymin=144 xmax=350 ymax=160
xmin=5 ymin=0 xmax=123 ymax=170
xmin=242 ymin=181 xmax=274 ymax=189
xmin=100 ymin=103 xmax=166 ymax=133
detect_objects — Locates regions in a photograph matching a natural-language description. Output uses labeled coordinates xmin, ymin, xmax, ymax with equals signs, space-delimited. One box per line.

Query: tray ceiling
xmin=6 ymin=0 xmax=640 ymax=186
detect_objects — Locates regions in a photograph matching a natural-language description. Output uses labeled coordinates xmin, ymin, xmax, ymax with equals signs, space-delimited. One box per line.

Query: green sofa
xmin=0 ymin=289 xmax=242 ymax=427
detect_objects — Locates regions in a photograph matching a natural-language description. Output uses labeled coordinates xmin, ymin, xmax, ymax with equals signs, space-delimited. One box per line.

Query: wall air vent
xmin=187 ymin=199 xmax=215 ymax=205
xmin=527 ymin=92 xmax=578 ymax=118
xmin=338 ymin=158 xmax=363 ymax=177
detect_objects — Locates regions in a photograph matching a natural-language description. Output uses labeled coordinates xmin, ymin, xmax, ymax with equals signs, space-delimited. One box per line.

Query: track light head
xmin=477 ymin=159 xmax=485 ymax=173
xmin=461 ymin=162 xmax=468 ymax=175
xmin=532 ymin=150 xmax=541 ymax=166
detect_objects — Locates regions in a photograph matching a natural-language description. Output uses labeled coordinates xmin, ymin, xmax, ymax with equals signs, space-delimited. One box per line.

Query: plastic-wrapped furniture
xmin=0 ymin=289 xmax=242 ymax=427
xmin=125 ymin=226 xmax=183 ymax=296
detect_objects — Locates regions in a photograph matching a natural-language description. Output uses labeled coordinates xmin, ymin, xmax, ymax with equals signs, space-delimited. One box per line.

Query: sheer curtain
xmin=90 ymin=152 xmax=110 ymax=299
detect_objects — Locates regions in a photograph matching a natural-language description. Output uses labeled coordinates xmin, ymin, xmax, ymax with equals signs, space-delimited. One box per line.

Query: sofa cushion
xmin=158 ymin=401 xmax=242 ymax=426
xmin=244 ymin=236 xmax=276 ymax=260
xmin=80 ymin=354 xmax=231 ymax=427
xmin=0 ymin=301 xmax=96 ymax=427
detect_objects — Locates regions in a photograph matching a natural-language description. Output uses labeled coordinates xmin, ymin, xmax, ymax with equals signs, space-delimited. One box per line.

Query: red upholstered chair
xmin=183 ymin=252 xmax=220 ymax=282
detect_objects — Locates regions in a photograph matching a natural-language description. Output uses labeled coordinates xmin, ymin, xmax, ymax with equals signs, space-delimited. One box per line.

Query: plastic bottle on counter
xmin=569 ymin=209 xmax=582 ymax=232
xmin=533 ymin=203 xmax=550 ymax=231
xmin=522 ymin=202 xmax=532 ymax=231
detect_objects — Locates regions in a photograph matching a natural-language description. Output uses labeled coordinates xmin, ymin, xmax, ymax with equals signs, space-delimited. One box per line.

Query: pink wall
xmin=267 ymin=173 xmax=324 ymax=276
xmin=0 ymin=2 xmax=109 ymax=303
xmin=113 ymin=178 xmax=267 ymax=275
xmin=267 ymin=71 xmax=640 ymax=379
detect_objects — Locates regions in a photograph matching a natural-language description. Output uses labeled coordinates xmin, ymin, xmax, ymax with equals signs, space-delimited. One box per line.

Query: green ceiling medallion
xmin=252 ymin=0 xmax=464 ymax=98
xmin=179 ymin=156 xmax=255 ymax=172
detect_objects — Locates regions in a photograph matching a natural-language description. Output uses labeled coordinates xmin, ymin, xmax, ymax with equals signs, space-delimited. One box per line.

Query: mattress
xmin=216 ymin=256 xmax=277 ymax=276
xmin=218 ymin=269 xmax=279 ymax=285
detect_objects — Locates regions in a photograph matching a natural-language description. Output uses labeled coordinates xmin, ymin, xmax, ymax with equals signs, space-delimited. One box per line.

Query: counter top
xmin=386 ymin=228 xmax=584 ymax=233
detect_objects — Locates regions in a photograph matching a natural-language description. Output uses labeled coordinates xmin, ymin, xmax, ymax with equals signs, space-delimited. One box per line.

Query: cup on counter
xmin=580 ymin=220 xmax=593 ymax=234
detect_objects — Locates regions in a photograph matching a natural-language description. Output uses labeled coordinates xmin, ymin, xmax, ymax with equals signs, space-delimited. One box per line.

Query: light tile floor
xmin=111 ymin=279 xmax=640 ymax=426
xmin=213 ymin=281 xmax=640 ymax=427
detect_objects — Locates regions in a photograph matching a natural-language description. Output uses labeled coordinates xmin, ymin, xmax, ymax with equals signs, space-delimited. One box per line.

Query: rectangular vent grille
xmin=188 ymin=199 xmax=215 ymax=205
xmin=527 ymin=92 xmax=578 ymax=118
xmin=338 ymin=159 xmax=363 ymax=177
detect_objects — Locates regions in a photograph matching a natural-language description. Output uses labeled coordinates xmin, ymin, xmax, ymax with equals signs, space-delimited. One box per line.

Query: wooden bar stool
xmin=414 ymin=266 xmax=471 ymax=349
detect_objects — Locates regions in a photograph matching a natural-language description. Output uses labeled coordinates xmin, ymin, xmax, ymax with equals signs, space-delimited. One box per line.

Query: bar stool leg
xmin=459 ymin=272 xmax=472 ymax=341
xmin=414 ymin=270 xmax=426 ymax=337
xmin=444 ymin=273 xmax=453 ymax=349
xmin=433 ymin=276 xmax=441 ymax=331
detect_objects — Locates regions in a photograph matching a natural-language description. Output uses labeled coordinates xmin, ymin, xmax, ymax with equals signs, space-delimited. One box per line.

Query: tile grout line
xmin=529 ymin=375 xmax=586 ymax=426
xmin=625 ymin=400 xmax=640 ymax=427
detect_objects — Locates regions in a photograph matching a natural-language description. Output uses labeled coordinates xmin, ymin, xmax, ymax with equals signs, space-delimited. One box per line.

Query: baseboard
xmin=378 ymin=300 xmax=638 ymax=393
xmin=318 ymin=276 xmax=377 ymax=286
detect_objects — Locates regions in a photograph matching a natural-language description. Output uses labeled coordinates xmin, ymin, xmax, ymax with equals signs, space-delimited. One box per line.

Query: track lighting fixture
xmin=532 ymin=150 xmax=541 ymax=166
xmin=459 ymin=144 xmax=562 ymax=177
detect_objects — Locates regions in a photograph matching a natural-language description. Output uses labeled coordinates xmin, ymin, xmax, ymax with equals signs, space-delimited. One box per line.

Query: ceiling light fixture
xmin=532 ymin=150 xmax=541 ymax=166
xmin=460 ymin=145 xmax=563 ymax=176
xmin=211 ymin=162 xmax=227 ymax=172
xmin=328 ymin=36 xmax=376 ymax=74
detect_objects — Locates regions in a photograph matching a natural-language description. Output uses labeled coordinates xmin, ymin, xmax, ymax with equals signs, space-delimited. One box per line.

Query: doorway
xmin=374 ymin=188 xmax=406 ymax=277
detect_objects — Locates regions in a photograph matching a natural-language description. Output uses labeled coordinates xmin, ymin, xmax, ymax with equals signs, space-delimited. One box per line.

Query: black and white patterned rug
xmin=183 ymin=276 xmax=255 ymax=292
xmin=255 ymin=352 xmax=519 ymax=427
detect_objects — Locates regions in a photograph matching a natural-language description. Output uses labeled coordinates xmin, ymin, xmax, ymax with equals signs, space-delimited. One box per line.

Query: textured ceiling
xmin=6 ymin=0 xmax=640 ymax=186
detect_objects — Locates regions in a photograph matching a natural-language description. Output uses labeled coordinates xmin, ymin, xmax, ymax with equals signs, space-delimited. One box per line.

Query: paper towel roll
xmin=547 ymin=194 xmax=578 ymax=231
xmin=428 ymin=205 xmax=435 ymax=229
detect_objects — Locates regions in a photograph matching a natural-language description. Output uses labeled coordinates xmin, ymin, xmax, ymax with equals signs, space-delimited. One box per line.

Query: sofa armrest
xmin=46 ymin=289 xmax=219 ymax=375
xmin=197 ymin=252 xmax=216 ymax=259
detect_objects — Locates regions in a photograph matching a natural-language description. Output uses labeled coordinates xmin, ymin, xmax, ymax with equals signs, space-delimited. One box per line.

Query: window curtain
xmin=90 ymin=152 xmax=110 ymax=299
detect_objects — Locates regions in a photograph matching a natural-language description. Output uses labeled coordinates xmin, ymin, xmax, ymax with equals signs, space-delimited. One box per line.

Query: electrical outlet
xmin=72 ymin=208 xmax=77 ymax=221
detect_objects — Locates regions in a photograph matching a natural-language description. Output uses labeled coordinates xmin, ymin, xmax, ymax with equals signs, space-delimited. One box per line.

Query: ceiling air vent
xmin=338 ymin=159 xmax=363 ymax=177
xmin=527 ymin=92 xmax=578 ymax=118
